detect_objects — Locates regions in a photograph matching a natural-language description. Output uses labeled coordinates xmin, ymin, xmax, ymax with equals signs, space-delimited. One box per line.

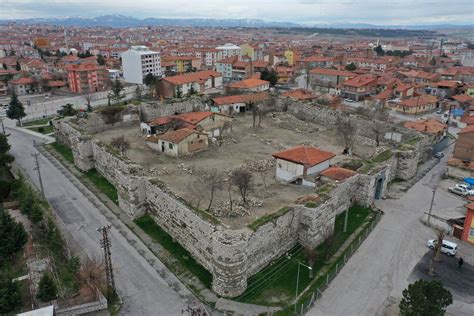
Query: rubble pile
xmin=212 ymin=197 xmax=263 ymax=218
xmin=177 ymin=162 xmax=195 ymax=175
xmin=148 ymin=166 xmax=170 ymax=176
xmin=209 ymin=136 xmax=239 ymax=147
xmin=225 ymin=158 xmax=276 ymax=174
xmin=270 ymin=112 xmax=319 ymax=134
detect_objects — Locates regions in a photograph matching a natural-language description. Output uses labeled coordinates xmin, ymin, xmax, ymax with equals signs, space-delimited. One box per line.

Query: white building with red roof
xmin=272 ymin=145 xmax=336 ymax=184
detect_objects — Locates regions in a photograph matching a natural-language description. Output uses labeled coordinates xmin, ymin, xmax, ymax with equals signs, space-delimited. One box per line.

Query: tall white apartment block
xmin=121 ymin=45 xmax=162 ymax=84
xmin=216 ymin=43 xmax=241 ymax=62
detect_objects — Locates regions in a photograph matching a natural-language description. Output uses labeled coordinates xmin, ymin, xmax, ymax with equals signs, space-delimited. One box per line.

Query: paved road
xmin=308 ymin=154 xmax=473 ymax=316
xmin=7 ymin=126 xmax=191 ymax=316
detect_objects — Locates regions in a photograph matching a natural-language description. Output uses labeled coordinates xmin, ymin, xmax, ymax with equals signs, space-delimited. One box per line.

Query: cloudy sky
xmin=1 ymin=0 xmax=473 ymax=25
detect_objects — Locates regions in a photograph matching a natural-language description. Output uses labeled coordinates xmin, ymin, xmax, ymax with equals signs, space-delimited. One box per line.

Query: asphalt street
xmin=7 ymin=125 xmax=192 ymax=316
xmin=308 ymin=154 xmax=473 ymax=316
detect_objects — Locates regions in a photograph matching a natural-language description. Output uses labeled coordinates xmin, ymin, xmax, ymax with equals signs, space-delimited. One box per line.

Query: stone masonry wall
xmin=140 ymin=97 xmax=206 ymax=121
xmin=52 ymin=114 xmax=387 ymax=298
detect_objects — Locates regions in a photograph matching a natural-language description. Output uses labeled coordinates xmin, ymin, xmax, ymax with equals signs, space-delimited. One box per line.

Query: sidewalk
xmin=40 ymin=144 xmax=219 ymax=306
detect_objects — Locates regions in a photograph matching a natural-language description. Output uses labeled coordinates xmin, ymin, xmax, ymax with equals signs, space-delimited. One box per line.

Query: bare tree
xmin=85 ymin=90 xmax=94 ymax=112
xmin=78 ymin=257 xmax=105 ymax=296
xmin=429 ymin=229 xmax=446 ymax=276
xmin=257 ymin=99 xmax=276 ymax=127
xmin=336 ymin=116 xmax=357 ymax=155
xmin=188 ymin=178 xmax=206 ymax=209
xmin=205 ymin=170 xmax=224 ymax=211
xmin=356 ymin=107 xmax=390 ymax=147
xmin=110 ymin=136 xmax=130 ymax=154
xmin=231 ymin=169 xmax=252 ymax=204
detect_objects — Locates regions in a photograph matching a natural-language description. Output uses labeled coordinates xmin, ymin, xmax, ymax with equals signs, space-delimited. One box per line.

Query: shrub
xmin=36 ymin=274 xmax=57 ymax=302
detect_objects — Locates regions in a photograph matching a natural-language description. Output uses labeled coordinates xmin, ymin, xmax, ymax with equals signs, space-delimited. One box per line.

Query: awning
xmin=463 ymin=178 xmax=474 ymax=186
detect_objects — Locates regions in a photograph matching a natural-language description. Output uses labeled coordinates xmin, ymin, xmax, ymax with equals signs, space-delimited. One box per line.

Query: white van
xmin=426 ymin=239 xmax=457 ymax=256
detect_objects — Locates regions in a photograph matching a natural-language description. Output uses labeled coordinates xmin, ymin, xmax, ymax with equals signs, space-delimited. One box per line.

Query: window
xmin=470 ymin=228 xmax=474 ymax=237
xmin=169 ymin=143 xmax=173 ymax=149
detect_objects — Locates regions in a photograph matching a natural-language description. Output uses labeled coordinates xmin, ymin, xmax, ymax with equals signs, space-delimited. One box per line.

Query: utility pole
xmin=32 ymin=141 xmax=45 ymax=199
xmin=98 ymin=225 xmax=116 ymax=296
xmin=428 ymin=185 xmax=437 ymax=226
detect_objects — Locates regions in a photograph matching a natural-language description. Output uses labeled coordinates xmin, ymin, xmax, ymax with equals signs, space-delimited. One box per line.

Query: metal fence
xmin=286 ymin=210 xmax=383 ymax=316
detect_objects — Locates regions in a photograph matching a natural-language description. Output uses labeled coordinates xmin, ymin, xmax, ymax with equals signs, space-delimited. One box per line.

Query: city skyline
xmin=2 ymin=0 xmax=473 ymax=26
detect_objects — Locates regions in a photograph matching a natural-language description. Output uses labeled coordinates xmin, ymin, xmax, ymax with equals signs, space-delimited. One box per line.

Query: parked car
xmin=426 ymin=239 xmax=457 ymax=256
xmin=344 ymin=98 xmax=354 ymax=103
xmin=436 ymin=108 xmax=444 ymax=114
xmin=434 ymin=152 xmax=444 ymax=159
xmin=448 ymin=186 xmax=470 ymax=196
xmin=455 ymin=183 xmax=471 ymax=191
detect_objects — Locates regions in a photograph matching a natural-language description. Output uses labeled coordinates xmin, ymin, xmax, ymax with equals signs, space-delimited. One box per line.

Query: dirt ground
xmin=94 ymin=112 xmax=361 ymax=229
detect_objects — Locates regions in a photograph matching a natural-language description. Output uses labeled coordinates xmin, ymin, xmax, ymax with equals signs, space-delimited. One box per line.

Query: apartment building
xmin=65 ymin=63 xmax=109 ymax=93
xmin=122 ymin=45 xmax=162 ymax=84
xmin=216 ymin=43 xmax=241 ymax=62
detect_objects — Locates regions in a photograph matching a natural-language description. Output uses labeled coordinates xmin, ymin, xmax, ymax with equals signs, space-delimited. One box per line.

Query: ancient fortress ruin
xmin=52 ymin=97 xmax=434 ymax=297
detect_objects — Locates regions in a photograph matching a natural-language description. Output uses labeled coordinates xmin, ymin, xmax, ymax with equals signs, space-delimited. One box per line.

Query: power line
xmin=98 ymin=225 xmax=116 ymax=296
xmin=32 ymin=140 xmax=45 ymax=198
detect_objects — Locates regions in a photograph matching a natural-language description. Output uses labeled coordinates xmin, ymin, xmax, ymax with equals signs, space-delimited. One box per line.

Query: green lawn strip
xmin=275 ymin=211 xmax=377 ymax=315
xmin=237 ymin=205 xmax=373 ymax=307
xmin=26 ymin=125 xmax=54 ymax=134
xmin=81 ymin=169 xmax=118 ymax=204
xmin=23 ymin=117 xmax=52 ymax=127
xmin=50 ymin=142 xmax=74 ymax=164
xmin=134 ymin=214 xmax=212 ymax=288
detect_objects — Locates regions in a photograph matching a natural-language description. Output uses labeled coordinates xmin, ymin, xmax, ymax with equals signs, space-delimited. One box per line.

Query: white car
xmin=426 ymin=239 xmax=457 ymax=256
xmin=448 ymin=186 xmax=473 ymax=196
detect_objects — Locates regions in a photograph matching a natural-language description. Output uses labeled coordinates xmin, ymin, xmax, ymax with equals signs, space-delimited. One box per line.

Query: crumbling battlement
xmin=52 ymin=109 xmax=394 ymax=298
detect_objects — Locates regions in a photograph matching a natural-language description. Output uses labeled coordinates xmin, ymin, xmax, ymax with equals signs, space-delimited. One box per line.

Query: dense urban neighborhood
xmin=0 ymin=6 xmax=473 ymax=316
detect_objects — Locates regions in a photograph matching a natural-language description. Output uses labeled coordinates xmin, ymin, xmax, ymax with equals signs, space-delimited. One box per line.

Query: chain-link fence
xmin=281 ymin=210 xmax=383 ymax=316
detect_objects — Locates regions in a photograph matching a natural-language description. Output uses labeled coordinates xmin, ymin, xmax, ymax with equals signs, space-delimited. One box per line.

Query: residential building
xmin=121 ymin=45 xmax=162 ymax=84
xmin=309 ymin=68 xmax=355 ymax=89
xmin=453 ymin=126 xmax=474 ymax=162
xmin=163 ymin=56 xmax=201 ymax=73
xmin=227 ymin=78 xmax=270 ymax=92
xmin=211 ymin=92 xmax=271 ymax=115
xmin=272 ymin=145 xmax=336 ymax=186
xmin=65 ymin=63 xmax=109 ymax=94
xmin=461 ymin=202 xmax=474 ymax=245
xmin=340 ymin=75 xmax=378 ymax=101
xmin=146 ymin=128 xmax=208 ymax=157
xmin=216 ymin=43 xmax=241 ymax=61
xmin=159 ymin=70 xmax=223 ymax=98
xmin=282 ymin=89 xmax=316 ymax=101
xmin=240 ymin=43 xmax=264 ymax=61
xmin=404 ymin=118 xmax=447 ymax=140
xmin=9 ymin=77 xmax=41 ymax=95
xmin=393 ymin=94 xmax=438 ymax=115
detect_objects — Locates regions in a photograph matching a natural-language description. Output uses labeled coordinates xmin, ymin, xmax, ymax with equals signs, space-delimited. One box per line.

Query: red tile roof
xmin=212 ymin=92 xmax=271 ymax=105
xmin=404 ymin=118 xmax=447 ymax=134
xmin=11 ymin=77 xmax=34 ymax=85
xmin=309 ymin=68 xmax=354 ymax=77
xmin=282 ymin=89 xmax=316 ymax=100
xmin=272 ymin=145 xmax=335 ymax=166
xmin=176 ymin=111 xmax=214 ymax=125
xmin=148 ymin=128 xmax=197 ymax=143
xmin=163 ymin=70 xmax=221 ymax=85
xmin=320 ymin=166 xmax=356 ymax=181
xmin=342 ymin=75 xmax=377 ymax=88
xmin=452 ymin=94 xmax=473 ymax=103
xmin=459 ymin=125 xmax=474 ymax=134
xmin=400 ymin=95 xmax=438 ymax=107
xmin=228 ymin=78 xmax=269 ymax=89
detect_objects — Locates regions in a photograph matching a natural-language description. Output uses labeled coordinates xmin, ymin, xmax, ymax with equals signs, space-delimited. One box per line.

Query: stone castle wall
xmin=52 ymin=108 xmax=392 ymax=298
xmin=140 ymin=97 xmax=207 ymax=121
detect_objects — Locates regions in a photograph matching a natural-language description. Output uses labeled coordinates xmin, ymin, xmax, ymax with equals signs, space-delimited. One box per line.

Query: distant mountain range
xmin=0 ymin=14 xmax=472 ymax=30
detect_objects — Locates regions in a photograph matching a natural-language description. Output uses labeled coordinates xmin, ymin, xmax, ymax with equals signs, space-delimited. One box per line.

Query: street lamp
xmin=295 ymin=261 xmax=312 ymax=313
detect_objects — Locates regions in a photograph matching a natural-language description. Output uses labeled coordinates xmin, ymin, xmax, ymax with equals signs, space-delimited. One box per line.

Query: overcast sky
xmin=1 ymin=0 xmax=473 ymax=25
